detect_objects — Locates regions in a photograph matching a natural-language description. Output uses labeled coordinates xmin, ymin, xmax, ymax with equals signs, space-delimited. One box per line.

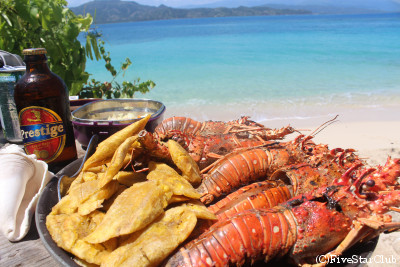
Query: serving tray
xmin=36 ymin=158 xmax=82 ymax=266
xmin=35 ymin=159 xmax=379 ymax=267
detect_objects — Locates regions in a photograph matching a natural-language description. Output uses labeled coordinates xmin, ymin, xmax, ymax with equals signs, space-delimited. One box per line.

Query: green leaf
xmin=51 ymin=5 xmax=63 ymax=22
xmin=41 ymin=11 xmax=49 ymax=30
xmin=1 ymin=13 xmax=12 ymax=26
xmin=89 ymin=34 xmax=101 ymax=60
xmin=0 ymin=0 xmax=154 ymax=98
xmin=85 ymin=35 xmax=94 ymax=60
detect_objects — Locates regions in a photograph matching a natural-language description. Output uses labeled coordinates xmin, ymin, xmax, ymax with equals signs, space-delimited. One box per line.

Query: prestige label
xmin=19 ymin=106 xmax=66 ymax=162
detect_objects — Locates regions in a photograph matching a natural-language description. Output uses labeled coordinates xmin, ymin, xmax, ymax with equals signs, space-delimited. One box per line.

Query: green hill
xmin=70 ymin=0 xmax=311 ymax=24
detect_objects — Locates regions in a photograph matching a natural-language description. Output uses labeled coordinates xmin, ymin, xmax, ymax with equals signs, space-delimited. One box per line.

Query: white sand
xmin=291 ymin=119 xmax=400 ymax=167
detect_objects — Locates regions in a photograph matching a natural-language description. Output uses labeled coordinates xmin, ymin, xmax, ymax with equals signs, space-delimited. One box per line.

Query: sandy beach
xmin=164 ymin=105 xmax=400 ymax=266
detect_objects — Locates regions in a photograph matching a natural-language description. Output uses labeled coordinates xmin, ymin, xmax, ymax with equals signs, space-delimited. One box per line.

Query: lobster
xmin=196 ymin=157 xmax=378 ymax=235
xmin=146 ymin=117 xmax=295 ymax=170
xmin=154 ymin=116 xmax=295 ymax=141
xmin=189 ymin=147 xmax=374 ymax=244
xmin=197 ymin=134 xmax=365 ymax=204
xmin=188 ymin=180 xmax=294 ymax=238
xmin=139 ymin=129 xmax=266 ymax=170
xmin=207 ymin=180 xmax=292 ymax=221
xmin=165 ymin=158 xmax=400 ymax=267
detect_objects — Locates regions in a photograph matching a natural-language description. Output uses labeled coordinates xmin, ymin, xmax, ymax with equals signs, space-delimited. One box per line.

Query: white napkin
xmin=0 ymin=144 xmax=53 ymax=241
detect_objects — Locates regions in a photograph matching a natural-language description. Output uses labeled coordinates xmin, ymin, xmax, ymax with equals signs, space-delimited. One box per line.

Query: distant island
xmin=70 ymin=0 xmax=312 ymax=24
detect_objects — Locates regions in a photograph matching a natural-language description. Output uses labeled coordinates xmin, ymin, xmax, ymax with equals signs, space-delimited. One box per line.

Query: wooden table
xmin=0 ymin=218 xmax=58 ymax=266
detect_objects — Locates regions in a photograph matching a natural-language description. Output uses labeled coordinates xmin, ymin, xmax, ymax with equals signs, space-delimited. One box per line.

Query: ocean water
xmin=84 ymin=13 xmax=400 ymax=123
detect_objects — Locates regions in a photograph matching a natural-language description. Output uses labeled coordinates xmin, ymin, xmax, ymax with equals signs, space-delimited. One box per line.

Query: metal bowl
xmin=71 ymin=99 xmax=165 ymax=147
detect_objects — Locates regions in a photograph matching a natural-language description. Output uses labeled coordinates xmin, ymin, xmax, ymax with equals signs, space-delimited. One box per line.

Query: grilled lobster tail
xmin=197 ymin=134 xmax=366 ymax=205
xmin=165 ymin=199 xmax=353 ymax=267
xmin=165 ymin=208 xmax=297 ymax=267
xmin=197 ymin=146 xmax=294 ymax=204
xmin=207 ymin=180 xmax=293 ymax=221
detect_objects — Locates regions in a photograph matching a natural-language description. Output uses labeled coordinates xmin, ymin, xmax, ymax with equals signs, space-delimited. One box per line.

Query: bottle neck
xmin=24 ymin=54 xmax=51 ymax=73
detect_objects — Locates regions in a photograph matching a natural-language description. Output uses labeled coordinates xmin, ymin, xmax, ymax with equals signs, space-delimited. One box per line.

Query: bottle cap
xmin=22 ymin=48 xmax=47 ymax=55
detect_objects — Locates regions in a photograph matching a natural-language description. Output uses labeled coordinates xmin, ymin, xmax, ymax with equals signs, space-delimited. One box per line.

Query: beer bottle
xmin=14 ymin=48 xmax=77 ymax=173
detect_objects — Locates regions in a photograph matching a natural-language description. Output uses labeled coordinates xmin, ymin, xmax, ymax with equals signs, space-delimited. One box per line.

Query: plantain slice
xmin=83 ymin=114 xmax=150 ymax=171
xmin=50 ymin=179 xmax=119 ymax=215
xmin=84 ymin=181 xmax=172 ymax=244
xmin=101 ymin=206 xmax=197 ymax=267
xmin=99 ymin=136 xmax=138 ymax=188
xmin=46 ymin=211 xmax=111 ymax=265
xmin=147 ymin=161 xmax=201 ymax=199
xmin=167 ymin=139 xmax=202 ymax=185
xmin=179 ymin=200 xmax=217 ymax=220
xmin=78 ymin=180 xmax=120 ymax=216
xmin=113 ymin=171 xmax=147 ymax=187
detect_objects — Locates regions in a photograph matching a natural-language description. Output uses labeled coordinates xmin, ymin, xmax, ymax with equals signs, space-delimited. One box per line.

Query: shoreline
xmin=163 ymin=102 xmax=400 ymax=124
xmin=163 ymin=103 xmax=400 ymax=166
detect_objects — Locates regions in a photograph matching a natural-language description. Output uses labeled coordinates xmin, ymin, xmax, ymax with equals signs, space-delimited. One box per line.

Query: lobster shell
xmin=165 ymin=199 xmax=352 ymax=266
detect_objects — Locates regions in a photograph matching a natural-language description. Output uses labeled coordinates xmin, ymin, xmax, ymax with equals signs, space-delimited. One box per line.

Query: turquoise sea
xmin=84 ymin=13 xmax=400 ymax=123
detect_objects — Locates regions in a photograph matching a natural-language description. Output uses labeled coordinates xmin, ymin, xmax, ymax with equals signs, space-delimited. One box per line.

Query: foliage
xmin=0 ymin=0 xmax=100 ymax=95
xmin=0 ymin=0 xmax=155 ymax=98
xmin=78 ymin=40 xmax=155 ymax=99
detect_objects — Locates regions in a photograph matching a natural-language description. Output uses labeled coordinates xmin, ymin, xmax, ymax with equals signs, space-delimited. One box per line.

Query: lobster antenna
xmin=390 ymin=207 xmax=400 ymax=213
xmin=308 ymin=115 xmax=339 ymax=138
xmin=311 ymin=120 xmax=337 ymax=137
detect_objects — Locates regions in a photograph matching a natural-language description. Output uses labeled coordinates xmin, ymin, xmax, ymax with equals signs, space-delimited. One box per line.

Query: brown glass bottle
xmin=14 ymin=48 xmax=77 ymax=173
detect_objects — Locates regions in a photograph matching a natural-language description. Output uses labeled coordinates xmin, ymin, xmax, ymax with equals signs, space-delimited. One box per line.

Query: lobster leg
xmin=314 ymin=218 xmax=400 ymax=267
